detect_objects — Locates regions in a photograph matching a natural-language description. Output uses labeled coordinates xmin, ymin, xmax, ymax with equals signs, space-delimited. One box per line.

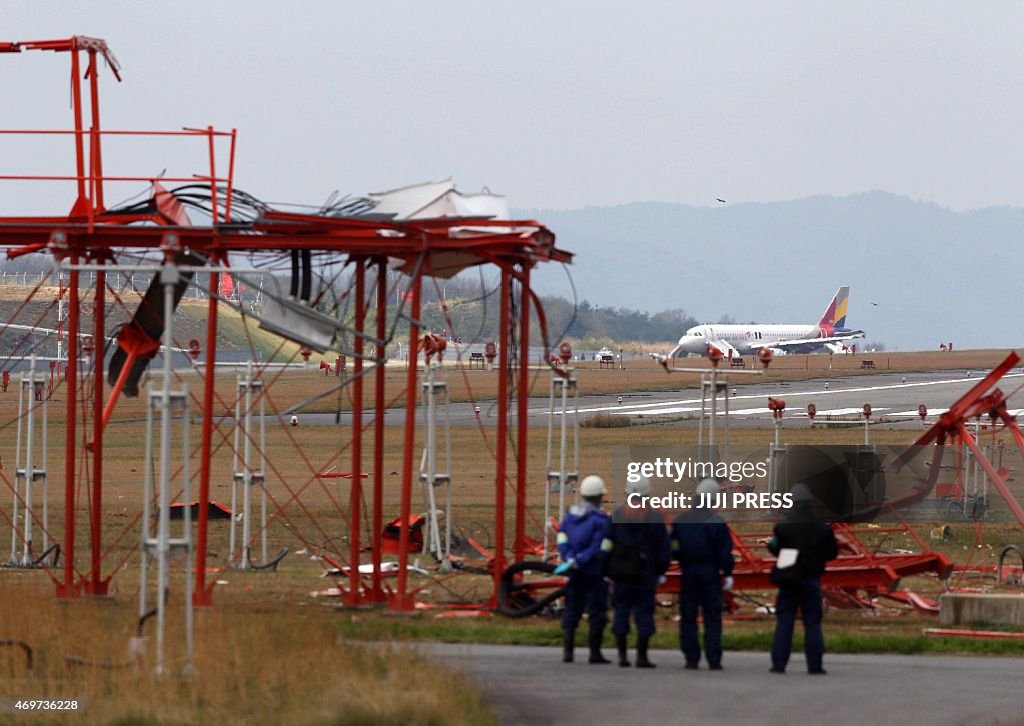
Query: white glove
xmin=657 ymin=575 xmax=667 ymax=586
xmin=723 ymin=576 xmax=734 ymax=592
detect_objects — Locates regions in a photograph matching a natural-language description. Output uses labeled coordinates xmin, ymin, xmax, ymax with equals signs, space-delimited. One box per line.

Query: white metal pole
xmin=40 ymin=372 xmax=49 ymax=558
xmin=154 ymin=265 xmax=176 ymax=676
xmin=9 ymin=369 xmax=24 ymax=564
xmin=443 ymin=374 xmax=452 ymax=565
xmin=229 ymin=374 xmax=241 ymax=563
xmin=182 ymin=388 xmax=194 ymax=675
xmin=698 ymin=375 xmax=706 ymax=451
xmin=242 ymin=361 xmax=253 ymax=569
xmin=22 ymin=360 xmax=36 ymax=565
xmin=559 ymin=376 xmax=569 ymax=512
xmin=139 ymin=385 xmax=154 ymax=624
xmin=543 ymin=374 xmax=554 ymax=555
xmin=709 ymin=367 xmax=718 ymax=450
xmin=259 ymin=376 xmax=267 ymax=565
xmin=571 ymin=371 xmax=580 ymax=506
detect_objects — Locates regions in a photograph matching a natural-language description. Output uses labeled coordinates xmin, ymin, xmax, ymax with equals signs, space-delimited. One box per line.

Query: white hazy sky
xmin=1 ymin=1 xmax=1021 ymax=215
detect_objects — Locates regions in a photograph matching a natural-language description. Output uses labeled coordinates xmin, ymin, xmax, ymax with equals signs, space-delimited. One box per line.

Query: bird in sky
xmin=716 ymin=198 xmax=726 ymax=203
xmin=870 ymin=302 xmax=879 ymax=306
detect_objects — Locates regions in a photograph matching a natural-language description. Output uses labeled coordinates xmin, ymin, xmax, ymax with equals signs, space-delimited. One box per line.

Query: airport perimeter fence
xmin=0 ymin=270 xmax=212 ymax=299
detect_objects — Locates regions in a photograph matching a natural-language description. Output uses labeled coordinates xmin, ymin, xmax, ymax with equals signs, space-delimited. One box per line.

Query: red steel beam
xmin=346 ymin=258 xmax=365 ymax=605
xmin=925 ymin=628 xmax=1024 ymax=640
xmin=86 ymin=48 xmax=105 ymax=212
xmin=58 ymin=261 xmax=80 ymax=598
xmin=69 ymin=49 xmax=86 ymax=211
xmin=371 ymin=258 xmax=387 ymax=602
xmin=394 ymin=272 xmax=422 ymax=610
xmin=958 ymin=419 xmax=1024 ymax=528
xmin=492 ymin=268 xmax=511 ymax=601
xmin=193 ymin=266 xmax=220 ymax=607
xmin=909 ymin=352 xmax=1021 ymax=447
xmin=86 ymin=266 xmax=108 ymax=595
xmin=514 ymin=265 xmax=531 ymax=562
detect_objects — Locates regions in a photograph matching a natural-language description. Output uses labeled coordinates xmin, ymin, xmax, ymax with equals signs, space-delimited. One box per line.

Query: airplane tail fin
xmin=818 ymin=286 xmax=850 ymax=329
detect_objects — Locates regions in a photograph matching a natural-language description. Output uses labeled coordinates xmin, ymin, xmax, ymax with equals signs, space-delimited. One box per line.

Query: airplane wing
xmin=763 ymin=330 xmax=866 ymax=352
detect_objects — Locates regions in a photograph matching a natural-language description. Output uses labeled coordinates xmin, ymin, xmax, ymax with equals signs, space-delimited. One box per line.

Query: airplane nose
xmin=676 ymin=336 xmax=701 ymax=354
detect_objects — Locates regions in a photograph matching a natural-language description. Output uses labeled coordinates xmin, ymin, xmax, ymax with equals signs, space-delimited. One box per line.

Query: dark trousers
xmin=611 ymin=581 xmax=657 ymax=639
xmin=771 ymin=577 xmax=825 ymax=672
xmin=562 ymin=572 xmax=609 ymax=637
xmin=679 ymin=567 xmax=723 ymax=666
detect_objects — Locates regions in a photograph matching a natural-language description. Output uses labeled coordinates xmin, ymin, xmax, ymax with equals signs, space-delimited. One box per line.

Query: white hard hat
xmin=696 ymin=478 xmax=719 ymax=497
xmin=579 ymin=475 xmax=607 ymax=498
xmin=625 ymin=476 xmax=652 ymax=497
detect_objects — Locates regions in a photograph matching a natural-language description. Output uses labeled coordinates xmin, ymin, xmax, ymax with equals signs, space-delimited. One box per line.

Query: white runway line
xmin=887 ymin=408 xmax=949 ymax=417
xmin=534 ymin=372 xmax=1024 ymax=416
xmin=812 ymin=406 xmax=889 ymax=416
xmin=610 ymin=406 xmax=700 ymax=416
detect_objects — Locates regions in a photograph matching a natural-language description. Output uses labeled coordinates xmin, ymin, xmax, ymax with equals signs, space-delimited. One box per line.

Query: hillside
xmin=523 ymin=192 xmax=1024 ymax=351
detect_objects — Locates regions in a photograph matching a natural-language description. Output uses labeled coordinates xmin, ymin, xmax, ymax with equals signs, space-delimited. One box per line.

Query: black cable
xmin=300 ymin=250 xmax=312 ymax=302
xmin=290 ymin=250 xmax=299 ymax=298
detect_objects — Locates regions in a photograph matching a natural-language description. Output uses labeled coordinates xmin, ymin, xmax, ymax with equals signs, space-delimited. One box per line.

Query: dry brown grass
xmin=0 ymin=578 xmax=493 ymax=726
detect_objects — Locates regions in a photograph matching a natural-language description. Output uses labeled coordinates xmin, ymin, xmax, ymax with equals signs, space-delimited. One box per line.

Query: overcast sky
xmin=2 ymin=1 xmax=1021 ymax=216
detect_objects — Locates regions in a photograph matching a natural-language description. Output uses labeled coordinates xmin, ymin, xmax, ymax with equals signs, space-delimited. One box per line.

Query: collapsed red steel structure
xmin=0 ymin=36 xmax=571 ymax=609
xmin=501 ymin=355 xmax=1024 ymax=617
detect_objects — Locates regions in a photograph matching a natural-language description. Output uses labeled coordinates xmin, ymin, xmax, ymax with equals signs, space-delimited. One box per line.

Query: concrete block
xmin=939 ymin=592 xmax=1024 ymax=627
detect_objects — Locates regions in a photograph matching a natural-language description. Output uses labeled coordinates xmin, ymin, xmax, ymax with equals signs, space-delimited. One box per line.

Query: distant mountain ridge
xmin=520 ymin=192 xmax=1024 ymax=351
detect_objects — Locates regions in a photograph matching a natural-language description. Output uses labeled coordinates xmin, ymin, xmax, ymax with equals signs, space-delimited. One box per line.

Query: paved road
xmin=290 ymin=367 xmax=1024 ymax=429
xmin=418 ymin=643 xmax=1024 ymax=725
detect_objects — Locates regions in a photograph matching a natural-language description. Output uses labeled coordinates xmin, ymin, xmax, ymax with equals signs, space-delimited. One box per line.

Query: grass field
xmin=0 ymin=346 xmax=1022 ymax=723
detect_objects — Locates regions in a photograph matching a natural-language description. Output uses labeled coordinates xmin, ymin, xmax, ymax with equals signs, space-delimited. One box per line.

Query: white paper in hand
xmin=776 ymin=548 xmax=799 ymax=569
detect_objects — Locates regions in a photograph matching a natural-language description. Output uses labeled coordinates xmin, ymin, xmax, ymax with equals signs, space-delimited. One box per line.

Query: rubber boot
xmin=562 ymin=630 xmax=575 ymax=663
xmin=636 ymin=636 xmax=656 ymax=669
xmin=588 ymin=630 xmax=610 ymax=664
xmin=616 ymin=634 xmax=630 ymax=668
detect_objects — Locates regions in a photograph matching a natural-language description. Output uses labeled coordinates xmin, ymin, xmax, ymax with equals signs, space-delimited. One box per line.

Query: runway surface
xmin=419 ymin=643 xmax=1024 ymax=725
xmin=292 ymin=367 xmax=1024 ymax=429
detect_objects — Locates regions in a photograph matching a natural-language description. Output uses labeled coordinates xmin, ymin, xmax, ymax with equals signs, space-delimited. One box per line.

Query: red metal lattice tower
xmin=0 ymin=37 xmax=570 ymax=612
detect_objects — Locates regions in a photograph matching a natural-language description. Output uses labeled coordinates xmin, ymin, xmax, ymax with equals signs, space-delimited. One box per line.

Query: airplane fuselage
xmin=668 ymin=287 xmax=864 ymax=360
xmin=675 ymin=324 xmax=823 ymax=356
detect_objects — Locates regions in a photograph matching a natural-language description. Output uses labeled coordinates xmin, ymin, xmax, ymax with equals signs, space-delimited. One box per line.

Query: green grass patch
xmin=332 ymin=612 xmax=1024 ymax=657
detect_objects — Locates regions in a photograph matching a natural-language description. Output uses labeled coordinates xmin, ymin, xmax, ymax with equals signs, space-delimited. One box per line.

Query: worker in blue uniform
xmin=769 ymin=482 xmax=839 ymax=675
xmin=671 ymin=478 xmax=735 ymax=670
xmin=555 ymin=474 xmax=612 ymax=664
xmin=603 ymin=476 xmax=670 ymax=668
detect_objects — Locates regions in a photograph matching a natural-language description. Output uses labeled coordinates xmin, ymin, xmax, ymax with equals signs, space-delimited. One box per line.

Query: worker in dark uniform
xmin=671 ymin=478 xmax=735 ymax=670
xmin=603 ymin=476 xmax=670 ymax=668
xmin=555 ymin=475 xmax=612 ymax=664
xmin=768 ymin=482 xmax=839 ymax=675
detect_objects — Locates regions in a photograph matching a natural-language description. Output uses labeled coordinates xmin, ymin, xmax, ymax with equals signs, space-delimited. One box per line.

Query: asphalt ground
xmin=418 ymin=643 xmax=1024 ymax=726
xmin=291 ymin=367 xmax=1024 ymax=430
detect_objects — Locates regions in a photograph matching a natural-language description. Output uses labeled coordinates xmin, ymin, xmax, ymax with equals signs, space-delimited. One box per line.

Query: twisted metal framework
xmin=0 ymin=37 xmax=572 ymax=615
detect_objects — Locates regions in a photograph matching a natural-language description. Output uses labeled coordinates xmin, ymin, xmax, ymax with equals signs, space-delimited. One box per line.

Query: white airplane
xmin=669 ymin=286 xmax=865 ymax=359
